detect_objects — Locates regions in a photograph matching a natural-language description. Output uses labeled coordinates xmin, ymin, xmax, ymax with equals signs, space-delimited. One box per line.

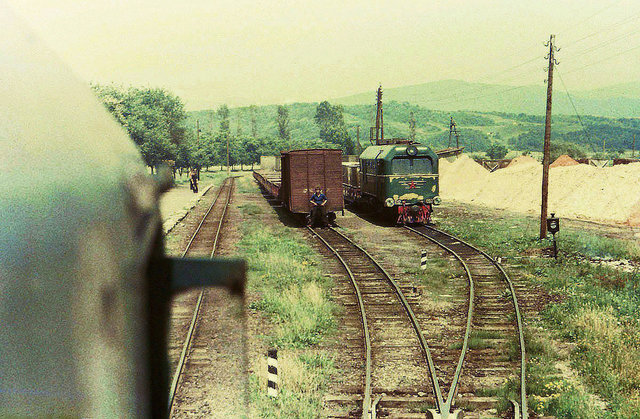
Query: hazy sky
xmin=5 ymin=0 xmax=640 ymax=109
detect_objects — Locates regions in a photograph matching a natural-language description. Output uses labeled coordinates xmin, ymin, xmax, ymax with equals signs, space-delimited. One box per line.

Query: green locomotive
xmin=344 ymin=143 xmax=440 ymax=224
xmin=343 ymin=86 xmax=441 ymax=224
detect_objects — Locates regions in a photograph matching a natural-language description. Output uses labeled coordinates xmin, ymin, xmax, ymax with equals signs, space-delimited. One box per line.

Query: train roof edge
xmin=359 ymin=143 xmax=439 ymax=161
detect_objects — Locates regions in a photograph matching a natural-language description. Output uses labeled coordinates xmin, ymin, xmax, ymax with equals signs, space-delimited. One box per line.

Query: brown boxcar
xmin=280 ymin=149 xmax=344 ymax=214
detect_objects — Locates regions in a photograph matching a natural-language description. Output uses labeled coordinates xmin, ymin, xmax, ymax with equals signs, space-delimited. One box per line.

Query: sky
xmin=5 ymin=0 xmax=640 ymax=110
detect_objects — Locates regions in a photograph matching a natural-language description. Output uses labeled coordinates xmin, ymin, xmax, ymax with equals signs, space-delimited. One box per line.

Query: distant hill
xmin=333 ymin=80 xmax=640 ymax=118
xmin=188 ymin=99 xmax=640 ymax=158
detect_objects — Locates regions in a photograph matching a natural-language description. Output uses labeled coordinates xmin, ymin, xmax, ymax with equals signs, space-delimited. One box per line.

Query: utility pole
xmin=195 ymin=120 xmax=201 ymax=179
xmin=540 ymin=34 xmax=558 ymax=239
xmin=375 ymin=86 xmax=383 ymax=145
xmin=226 ymin=135 xmax=230 ymax=176
xmin=449 ymin=117 xmax=460 ymax=149
xmin=633 ymin=134 xmax=636 ymax=157
xmin=356 ymin=125 xmax=361 ymax=154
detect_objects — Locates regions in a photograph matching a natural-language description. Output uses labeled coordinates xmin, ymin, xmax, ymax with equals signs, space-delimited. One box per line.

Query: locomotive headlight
xmin=433 ymin=196 xmax=442 ymax=205
xmin=406 ymin=145 xmax=418 ymax=156
xmin=385 ymin=198 xmax=395 ymax=207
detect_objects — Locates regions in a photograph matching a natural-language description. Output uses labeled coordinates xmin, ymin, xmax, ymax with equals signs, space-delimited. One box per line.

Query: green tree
xmin=92 ymin=84 xmax=188 ymax=172
xmin=276 ymin=105 xmax=290 ymax=142
xmin=549 ymin=142 xmax=587 ymax=162
xmin=249 ymin=105 xmax=258 ymax=139
xmin=408 ymin=111 xmax=417 ymax=142
xmin=314 ymin=101 xmax=354 ymax=154
xmin=217 ymin=104 xmax=230 ymax=135
xmin=486 ymin=143 xmax=509 ymax=159
xmin=243 ymin=137 xmax=261 ymax=169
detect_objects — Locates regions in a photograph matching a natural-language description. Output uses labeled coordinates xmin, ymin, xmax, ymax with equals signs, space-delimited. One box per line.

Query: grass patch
xmin=238 ymin=180 xmax=337 ymax=415
xmin=449 ymin=330 xmax=501 ymax=350
xmin=563 ymin=230 xmax=640 ymax=261
xmin=239 ymin=202 xmax=263 ymax=216
xmin=250 ymin=351 xmax=336 ymax=418
xmin=241 ymin=223 xmax=336 ymax=348
xmin=172 ymin=169 xmax=228 ymax=187
xmin=434 ymin=204 xmax=640 ymax=418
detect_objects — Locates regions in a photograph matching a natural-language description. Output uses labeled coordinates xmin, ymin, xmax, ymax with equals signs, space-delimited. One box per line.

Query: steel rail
xmin=326 ymin=226 xmax=446 ymax=417
xmin=404 ymin=225 xmax=474 ymax=416
xmin=419 ymin=224 xmax=528 ymax=419
xmin=167 ymin=177 xmax=234 ymax=414
xmin=306 ymin=226 xmax=372 ymax=419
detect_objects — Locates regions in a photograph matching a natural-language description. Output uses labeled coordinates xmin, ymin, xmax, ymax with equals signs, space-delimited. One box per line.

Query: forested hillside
xmin=188 ymin=101 xmax=640 ymax=159
xmin=334 ymin=80 xmax=640 ymax=118
xmin=92 ymin=83 xmax=640 ymax=174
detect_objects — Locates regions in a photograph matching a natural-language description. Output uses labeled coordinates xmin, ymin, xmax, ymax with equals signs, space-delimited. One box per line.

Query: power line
xmin=564 ymin=41 xmax=640 ymax=74
xmin=424 ymin=84 xmax=531 ymax=108
xmin=563 ymin=27 xmax=640 ymax=62
xmin=560 ymin=0 xmax=626 ymax=37
xmin=561 ymin=10 xmax=640 ymax=48
xmin=556 ymin=68 xmax=595 ymax=149
xmin=418 ymin=58 xmax=543 ymax=105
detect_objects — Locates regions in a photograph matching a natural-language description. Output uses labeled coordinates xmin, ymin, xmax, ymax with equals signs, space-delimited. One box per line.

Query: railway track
xmin=310 ymin=226 xmax=440 ymax=419
xmin=167 ymin=177 xmax=235 ymax=416
xmin=312 ymin=223 xmax=527 ymax=418
xmin=405 ymin=225 xmax=528 ymax=419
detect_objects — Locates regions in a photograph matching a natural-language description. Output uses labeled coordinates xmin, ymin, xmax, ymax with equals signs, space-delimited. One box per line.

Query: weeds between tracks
xmin=236 ymin=176 xmax=337 ymax=418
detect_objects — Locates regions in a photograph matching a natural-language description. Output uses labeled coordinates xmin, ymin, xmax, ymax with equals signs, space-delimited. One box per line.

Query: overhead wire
xmin=559 ymin=0 xmax=626 ymax=38
xmin=563 ymin=42 xmax=640 ymax=75
xmin=556 ymin=67 xmax=596 ymax=151
xmin=565 ymin=29 xmax=640 ymax=61
xmin=561 ymin=10 xmax=640 ymax=49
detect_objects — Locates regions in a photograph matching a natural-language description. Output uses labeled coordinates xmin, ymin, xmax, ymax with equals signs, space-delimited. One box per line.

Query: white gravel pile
xmin=440 ymin=155 xmax=640 ymax=225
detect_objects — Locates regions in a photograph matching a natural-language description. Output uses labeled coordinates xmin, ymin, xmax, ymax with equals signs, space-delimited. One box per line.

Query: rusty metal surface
xmin=280 ymin=149 xmax=344 ymax=214
xmin=253 ymin=171 xmax=281 ymax=199
xmin=342 ymin=162 xmax=360 ymax=188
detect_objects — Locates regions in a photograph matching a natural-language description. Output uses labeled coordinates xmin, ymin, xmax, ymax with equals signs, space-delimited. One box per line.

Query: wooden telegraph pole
xmin=226 ymin=135 xmax=230 ymax=176
xmin=375 ymin=86 xmax=384 ymax=145
xmin=633 ymin=134 xmax=636 ymax=157
xmin=540 ymin=35 xmax=558 ymax=239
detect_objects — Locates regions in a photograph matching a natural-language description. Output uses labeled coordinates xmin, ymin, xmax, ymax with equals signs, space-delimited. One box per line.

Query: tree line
xmin=92 ymin=85 xmax=355 ymax=174
xmin=94 ymin=84 xmax=640 ymax=171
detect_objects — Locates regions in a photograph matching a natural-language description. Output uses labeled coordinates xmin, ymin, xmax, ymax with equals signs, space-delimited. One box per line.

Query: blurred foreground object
xmin=0 ymin=4 xmax=244 ymax=417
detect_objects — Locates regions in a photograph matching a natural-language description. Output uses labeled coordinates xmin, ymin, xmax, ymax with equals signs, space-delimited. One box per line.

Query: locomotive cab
xmin=358 ymin=143 xmax=440 ymax=224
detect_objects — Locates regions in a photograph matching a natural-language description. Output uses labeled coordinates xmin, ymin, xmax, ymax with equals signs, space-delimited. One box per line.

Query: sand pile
xmin=440 ymin=155 xmax=640 ymax=225
xmin=551 ymin=154 xmax=579 ymax=168
xmin=507 ymin=155 xmax=539 ymax=168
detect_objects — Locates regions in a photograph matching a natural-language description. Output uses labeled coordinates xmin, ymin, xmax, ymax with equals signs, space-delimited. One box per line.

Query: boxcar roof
xmin=281 ymin=148 xmax=343 ymax=154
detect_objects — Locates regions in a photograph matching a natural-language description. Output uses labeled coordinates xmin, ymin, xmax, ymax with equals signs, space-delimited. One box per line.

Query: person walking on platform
xmin=189 ymin=168 xmax=198 ymax=193
xmin=309 ymin=186 xmax=328 ymax=227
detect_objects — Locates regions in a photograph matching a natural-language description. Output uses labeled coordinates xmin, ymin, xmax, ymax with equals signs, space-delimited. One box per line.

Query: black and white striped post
xmin=420 ymin=250 xmax=427 ymax=270
xmin=267 ymin=349 xmax=278 ymax=398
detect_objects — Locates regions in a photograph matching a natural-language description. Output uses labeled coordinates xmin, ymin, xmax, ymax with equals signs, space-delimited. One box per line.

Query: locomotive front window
xmin=392 ymin=157 xmax=433 ymax=174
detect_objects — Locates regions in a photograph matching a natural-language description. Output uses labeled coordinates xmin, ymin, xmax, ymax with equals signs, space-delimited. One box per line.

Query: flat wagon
xmin=254 ymin=148 xmax=344 ymax=215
